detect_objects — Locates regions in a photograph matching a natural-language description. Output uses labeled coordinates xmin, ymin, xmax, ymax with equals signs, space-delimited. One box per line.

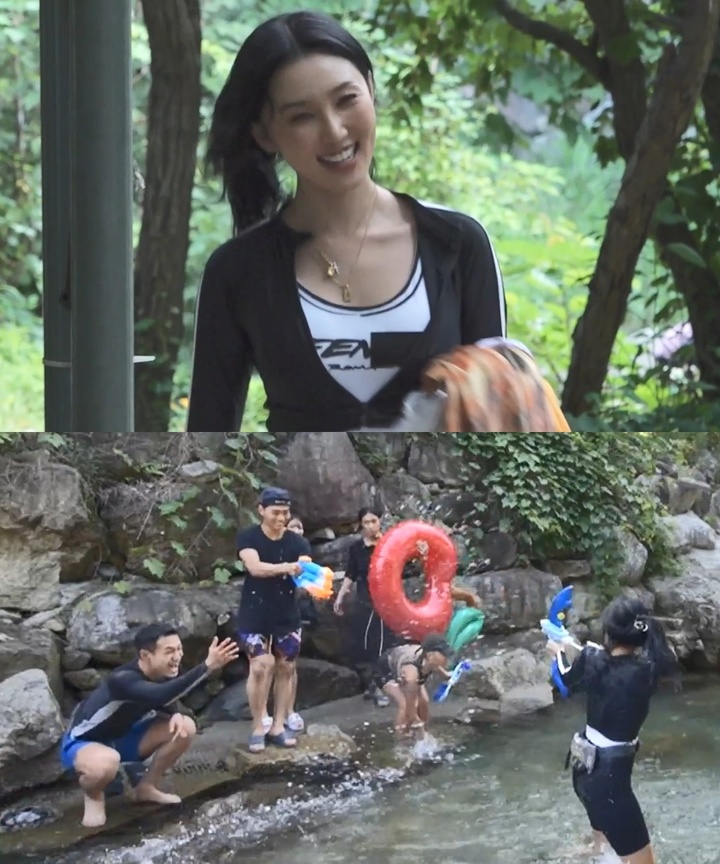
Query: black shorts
xmin=572 ymin=751 xmax=649 ymax=857
xmin=372 ymin=654 xmax=394 ymax=690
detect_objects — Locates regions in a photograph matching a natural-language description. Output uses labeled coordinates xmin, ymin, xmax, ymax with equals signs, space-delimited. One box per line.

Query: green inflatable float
xmin=445 ymin=606 xmax=485 ymax=653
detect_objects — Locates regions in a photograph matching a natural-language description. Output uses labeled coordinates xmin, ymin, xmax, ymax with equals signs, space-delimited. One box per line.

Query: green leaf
xmin=665 ymin=243 xmax=707 ymax=269
xmin=114 ymin=580 xmax=132 ymax=596
xmin=213 ymin=567 xmax=231 ymax=584
xmin=143 ymin=557 xmax=165 ymax=578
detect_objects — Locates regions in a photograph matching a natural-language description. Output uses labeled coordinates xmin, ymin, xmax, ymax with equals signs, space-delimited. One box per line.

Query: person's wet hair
xmin=602 ymin=596 xmax=679 ymax=680
xmin=207 ymin=11 xmax=374 ymax=234
xmin=134 ymin=623 xmax=179 ymax=653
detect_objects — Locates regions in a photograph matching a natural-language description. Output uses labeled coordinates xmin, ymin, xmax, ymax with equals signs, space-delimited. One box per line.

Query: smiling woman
xmin=187 ymin=10 xmax=506 ymax=432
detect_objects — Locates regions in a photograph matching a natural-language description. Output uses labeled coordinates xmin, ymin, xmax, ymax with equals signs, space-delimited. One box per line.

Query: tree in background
xmin=374 ymin=0 xmax=720 ymax=421
xmin=134 ymin=0 xmax=202 ymax=431
xmin=1 ymin=0 xmax=719 ymax=430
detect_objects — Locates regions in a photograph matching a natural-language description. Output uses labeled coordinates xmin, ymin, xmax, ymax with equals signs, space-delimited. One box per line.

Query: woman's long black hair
xmin=602 ymin=595 xmax=680 ymax=680
xmin=206 ymin=11 xmax=374 ymax=235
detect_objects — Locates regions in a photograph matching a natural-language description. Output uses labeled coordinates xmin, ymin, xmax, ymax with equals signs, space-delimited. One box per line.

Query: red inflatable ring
xmin=368 ymin=520 xmax=458 ymax=642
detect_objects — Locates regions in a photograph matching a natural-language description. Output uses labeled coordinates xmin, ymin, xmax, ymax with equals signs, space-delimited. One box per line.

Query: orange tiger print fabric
xmin=420 ymin=342 xmax=571 ymax=432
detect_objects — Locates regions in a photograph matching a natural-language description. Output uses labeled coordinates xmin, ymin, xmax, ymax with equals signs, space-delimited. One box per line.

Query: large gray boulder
xmin=276 ymin=433 xmax=381 ymax=528
xmin=0 ymin=669 xmax=66 ymax=800
xmin=0 ymin=619 xmax=62 ymax=698
xmin=0 ymin=452 xmax=104 ymax=611
xmin=64 ymin=579 xmax=240 ymax=666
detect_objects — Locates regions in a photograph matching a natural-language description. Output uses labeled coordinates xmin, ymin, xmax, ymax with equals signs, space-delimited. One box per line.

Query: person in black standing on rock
xmin=334 ymin=506 xmax=402 ymax=706
xmin=547 ymin=596 xmax=680 ymax=864
xmin=236 ymin=487 xmax=311 ymax=752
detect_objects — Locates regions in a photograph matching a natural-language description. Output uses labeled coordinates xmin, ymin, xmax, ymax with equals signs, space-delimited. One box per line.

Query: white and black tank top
xmin=298 ymin=256 xmax=430 ymax=402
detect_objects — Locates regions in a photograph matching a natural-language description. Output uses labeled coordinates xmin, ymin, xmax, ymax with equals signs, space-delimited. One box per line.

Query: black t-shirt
xmin=558 ymin=646 xmax=657 ymax=742
xmin=346 ymin=537 xmax=376 ymax=604
xmin=236 ymin=524 xmax=311 ymax=635
xmin=346 ymin=536 xmax=423 ymax=607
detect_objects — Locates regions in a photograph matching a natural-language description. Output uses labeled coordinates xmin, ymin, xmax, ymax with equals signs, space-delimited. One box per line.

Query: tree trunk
xmin=649 ymin=37 xmax=720 ymax=397
xmin=562 ymin=0 xmax=720 ymax=417
xmin=134 ymin=0 xmax=201 ymax=431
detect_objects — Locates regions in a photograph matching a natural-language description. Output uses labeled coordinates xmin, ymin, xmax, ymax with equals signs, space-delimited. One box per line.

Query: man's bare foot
xmin=82 ymin=794 xmax=107 ymax=828
xmin=132 ymin=782 xmax=182 ymax=805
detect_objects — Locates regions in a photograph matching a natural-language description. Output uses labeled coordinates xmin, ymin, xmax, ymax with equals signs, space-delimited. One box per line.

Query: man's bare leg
xmin=383 ymin=682 xmax=407 ymax=732
xmin=621 ymin=843 xmax=656 ymax=864
xmin=269 ymin=657 xmax=296 ymax=742
xmin=73 ymin=743 xmax=122 ymax=828
xmin=247 ymin=654 xmax=276 ymax=738
xmin=133 ymin=716 xmax=196 ymax=804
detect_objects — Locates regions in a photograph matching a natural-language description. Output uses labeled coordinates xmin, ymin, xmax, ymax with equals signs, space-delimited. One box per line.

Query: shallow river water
xmin=233 ymin=681 xmax=720 ymax=864
xmin=15 ymin=680 xmax=720 ymax=864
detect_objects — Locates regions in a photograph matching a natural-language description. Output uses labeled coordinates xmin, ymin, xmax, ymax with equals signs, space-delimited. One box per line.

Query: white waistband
xmin=585 ymin=725 xmax=638 ymax=748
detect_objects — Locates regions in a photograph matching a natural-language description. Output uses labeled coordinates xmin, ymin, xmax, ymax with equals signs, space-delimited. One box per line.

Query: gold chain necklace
xmin=316 ymin=187 xmax=379 ymax=304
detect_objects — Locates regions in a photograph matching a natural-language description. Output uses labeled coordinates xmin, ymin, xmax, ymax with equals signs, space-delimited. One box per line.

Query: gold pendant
xmin=326 ymin=261 xmax=339 ymax=279
xmin=341 ymin=283 xmax=351 ymax=304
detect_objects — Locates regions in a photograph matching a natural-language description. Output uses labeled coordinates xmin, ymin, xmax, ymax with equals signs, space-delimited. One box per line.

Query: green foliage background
xmin=0 ymin=0 xmax=717 ymax=430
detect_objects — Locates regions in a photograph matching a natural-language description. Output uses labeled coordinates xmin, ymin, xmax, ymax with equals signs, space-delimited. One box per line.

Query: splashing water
xmin=15 ymin=681 xmax=720 ymax=864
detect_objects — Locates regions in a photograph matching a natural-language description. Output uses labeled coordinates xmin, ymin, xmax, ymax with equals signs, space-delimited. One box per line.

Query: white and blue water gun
xmin=540 ymin=586 xmax=576 ymax=698
xmin=432 ymin=659 xmax=472 ymax=703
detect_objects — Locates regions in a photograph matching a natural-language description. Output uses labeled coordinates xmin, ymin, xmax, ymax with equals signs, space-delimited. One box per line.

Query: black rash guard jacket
xmin=557 ymin=646 xmax=657 ymax=743
xmin=66 ymin=659 xmax=210 ymax=742
xmin=187 ymin=193 xmax=506 ymax=432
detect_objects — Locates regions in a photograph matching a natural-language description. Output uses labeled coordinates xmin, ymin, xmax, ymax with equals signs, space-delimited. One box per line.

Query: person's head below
xmin=420 ymin=634 xmax=452 ymax=671
xmin=602 ymin=596 xmax=679 ymax=679
xmin=358 ymin=506 xmax=382 ymax=540
xmin=258 ymin=486 xmax=292 ymax=534
xmin=207 ymin=10 xmax=376 ymax=234
xmin=287 ymin=514 xmax=304 ymax=535
xmin=134 ymin=623 xmax=183 ymax=680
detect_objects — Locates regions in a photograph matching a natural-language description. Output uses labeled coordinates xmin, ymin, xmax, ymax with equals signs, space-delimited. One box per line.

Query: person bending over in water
xmin=547 ymin=596 xmax=679 ymax=864
xmin=373 ymin=634 xmax=452 ymax=737
xmin=60 ymin=624 xmax=239 ymax=828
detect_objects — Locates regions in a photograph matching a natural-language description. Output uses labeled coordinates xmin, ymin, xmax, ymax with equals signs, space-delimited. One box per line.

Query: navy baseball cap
xmin=259 ymin=487 xmax=291 ymax=507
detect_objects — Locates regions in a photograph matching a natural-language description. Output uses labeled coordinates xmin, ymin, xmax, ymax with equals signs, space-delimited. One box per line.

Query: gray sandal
xmin=248 ymin=733 xmax=266 ymax=753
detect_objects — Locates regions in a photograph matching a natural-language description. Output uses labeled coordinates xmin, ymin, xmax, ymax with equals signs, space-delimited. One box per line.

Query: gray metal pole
xmin=39 ymin=0 xmax=72 ymax=431
xmin=69 ymin=0 xmax=134 ymax=431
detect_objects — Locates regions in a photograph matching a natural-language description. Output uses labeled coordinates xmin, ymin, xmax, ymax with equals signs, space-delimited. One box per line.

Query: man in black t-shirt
xmin=236 ymin=487 xmax=311 ymax=753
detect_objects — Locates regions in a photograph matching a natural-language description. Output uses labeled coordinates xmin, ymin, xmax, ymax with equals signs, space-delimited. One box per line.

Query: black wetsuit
xmin=67 ymin=660 xmax=209 ymax=742
xmin=557 ymin=645 xmax=657 ymax=857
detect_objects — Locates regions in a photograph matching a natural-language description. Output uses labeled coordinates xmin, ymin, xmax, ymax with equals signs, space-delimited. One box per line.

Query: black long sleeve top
xmin=67 ymin=660 xmax=209 ymax=741
xmin=187 ymin=192 xmax=506 ymax=432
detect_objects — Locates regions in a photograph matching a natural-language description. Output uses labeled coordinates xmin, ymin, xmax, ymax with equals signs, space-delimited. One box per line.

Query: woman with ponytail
xmin=547 ymin=596 xmax=680 ymax=864
xmin=187 ymin=10 xmax=506 ymax=432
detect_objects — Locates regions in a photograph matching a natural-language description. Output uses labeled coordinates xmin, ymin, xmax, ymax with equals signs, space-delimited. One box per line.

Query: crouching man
xmin=59 ymin=623 xmax=239 ymax=828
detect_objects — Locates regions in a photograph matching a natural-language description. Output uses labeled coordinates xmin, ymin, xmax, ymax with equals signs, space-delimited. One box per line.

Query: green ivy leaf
xmin=143 ymin=557 xmax=165 ymax=578
xmin=213 ymin=567 xmax=231 ymax=584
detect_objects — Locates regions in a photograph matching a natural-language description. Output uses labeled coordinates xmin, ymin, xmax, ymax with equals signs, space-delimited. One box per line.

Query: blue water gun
xmin=432 ymin=659 xmax=471 ymax=703
xmin=540 ymin=586 xmax=574 ymax=698
xmin=293 ymin=556 xmax=334 ymax=599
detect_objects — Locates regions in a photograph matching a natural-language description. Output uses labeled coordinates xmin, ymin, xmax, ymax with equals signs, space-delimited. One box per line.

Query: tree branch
xmin=562 ymin=0 xmax=720 ymax=417
xmin=494 ymin=0 xmax=610 ymax=87
xmin=582 ymin=0 xmax=648 ymax=158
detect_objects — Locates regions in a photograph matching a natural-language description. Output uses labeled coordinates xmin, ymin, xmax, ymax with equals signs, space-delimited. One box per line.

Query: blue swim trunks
xmin=59 ymin=716 xmax=157 ymax=772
